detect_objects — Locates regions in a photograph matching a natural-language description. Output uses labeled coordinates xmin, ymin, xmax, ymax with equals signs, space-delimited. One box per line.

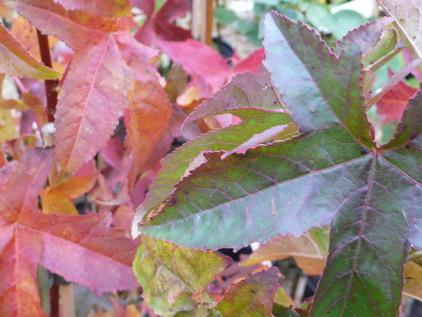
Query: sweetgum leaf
xmin=10 ymin=16 xmax=59 ymax=62
xmin=125 ymin=79 xmax=173 ymax=189
xmin=132 ymin=235 xmax=230 ymax=316
xmin=215 ymin=267 xmax=279 ymax=316
xmin=158 ymin=39 xmax=230 ymax=93
xmin=0 ymin=23 xmax=60 ymax=79
xmin=377 ymin=0 xmax=422 ymax=57
xmin=52 ymin=0 xmax=131 ymax=17
xmin=376 ymin=70 xmax=418 ymax=124
xmin=40 ymin=172 xmax=97 ymax=215
xmin=6 ymin=0 xmax=119 ymax=50
xmin=186 ymin=67 xmax=285 ymax=122
xmin=333 ymin=17 xmax=393 ymax=59
xmin=132 ymin=69 xmax=296 ymax=233
xmin=54 ymin=35 xmax=132 ymax=176
xmin=0 ymin=149 xmax=138 ymax=316
xmin=264 ymin=13 xmax=375 ymax=148
xmin=134 ymin=0 xmax=191 ymax=45
xmin=241 ymin=228 xmax=329 ymax=276
xmin=382 ymin=90 xmax=422 ymax=150
xmin=403 ymin=260 xmax=422 ymax=301
xmin=7 ymin=0 xmax=163 ymax=179
xmin=139 ymin=12 xmax=422 ymax=316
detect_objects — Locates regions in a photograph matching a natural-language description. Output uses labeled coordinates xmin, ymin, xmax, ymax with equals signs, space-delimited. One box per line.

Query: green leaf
xmin=263 ymin=11 xmax=375 ymax=148
xmin=332 ymin=17 xmax=394 ymax=62
xmin=274 ymin=287 xmax=294 ymax=307
xmin=139 ymin=126 xmax=363 ymax=247
xmin=215 ymin=267 xmax=279 ymax=316
xmin=138 ymin=12 xmax=422 ymax=316
xmin=214 ymin=7 xmax=237 ymax=26
xmin=273 ymin=305 xmax=308 ymax=317
xmin=255 ymin=0 xmax=280 ymax=5
xmin=305 ymin=3 xmax=331 ymax=30
xmin=132 ymin=69 xmax=298 ymax=234
xmin=132 ymin=235 xmax=230 ymax=316
xmin=326 ymin=10 xmax=367 ymax=39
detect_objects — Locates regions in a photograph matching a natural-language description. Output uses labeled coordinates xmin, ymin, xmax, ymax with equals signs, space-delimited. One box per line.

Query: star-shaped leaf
xmin=0 ymin=149 xmax=138 ymax=316
xmin=136 ymin=12 xmax=422 ymax=316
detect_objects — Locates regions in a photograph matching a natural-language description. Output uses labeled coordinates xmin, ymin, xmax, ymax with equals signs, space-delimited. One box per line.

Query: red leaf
xmin=125 ymin=79 xmax=173 ymax=188
xmin=55 ymin=35 xmax=132 ymax=177
xmin=376 ymin=70 xmax=418 ymax=123
xmin=158 ymin=39 xmax=231 ymax=93
xmin=134 ymin=0 xmax=191 ymax=45
xmin=6 ymin=0 xmax=120 ymax=50
xmin=233 ymin=48 xmax=265 ymax=75
xmin=0 ymin=149 xmax=138 ymax=316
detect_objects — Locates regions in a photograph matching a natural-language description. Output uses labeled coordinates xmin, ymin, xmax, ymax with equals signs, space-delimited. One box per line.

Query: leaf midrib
xmin=339 ymin=153 xmax=377 ymax=316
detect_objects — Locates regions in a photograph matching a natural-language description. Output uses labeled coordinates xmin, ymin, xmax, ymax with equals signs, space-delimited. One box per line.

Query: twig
xmin=37 ymin=28 xmax=62 ymax=316
xmin=36 ymin=29 xmax=58 ymax=123
xmin=50 ymin=284 xmax=59 ymax=317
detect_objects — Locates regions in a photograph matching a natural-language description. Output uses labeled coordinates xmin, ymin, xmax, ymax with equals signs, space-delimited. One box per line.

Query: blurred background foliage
xmin=215 ymin=0 xmax=371 ymax=45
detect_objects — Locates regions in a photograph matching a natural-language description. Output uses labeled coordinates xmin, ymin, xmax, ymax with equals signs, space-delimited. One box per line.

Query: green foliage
xmin=134 ymin=4 xmax=422 ymax=316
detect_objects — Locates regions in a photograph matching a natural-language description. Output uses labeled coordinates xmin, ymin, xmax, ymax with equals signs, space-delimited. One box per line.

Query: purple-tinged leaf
xmin=139 ymin=126 xmax=364 ymax=248
xmin=186 ymin=67 xmax=285 ymax=123
xmin=333 ymin=17 xmax=394 ymax=58
xmin=263 ymin=12 xmax=375 ymax=148
xmin=138 ymin=12 xmax=421 ymax=317
xmin=132 ymin=69 xmax=295 ymax=233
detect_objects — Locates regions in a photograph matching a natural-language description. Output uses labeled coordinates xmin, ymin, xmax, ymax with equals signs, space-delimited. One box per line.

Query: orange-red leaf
xmin=11 ymin=16 xmax=58 ymax=61
xmin=40 ymin=174 xmax=97 ymax=215
xmin=0 ymin=149 xmax=138 ymax=316
xmin=6 ymin=0 xmax=119 ymax=50
xmin=125 ymin=80 xmax=172 ymax=188
xmin=52 ymin=0 xmax=131 ymax=18
xmin=54 ymin=35 xmax=132 ymax=177
xmin=0 ymin=23 xmax=60 ymax=79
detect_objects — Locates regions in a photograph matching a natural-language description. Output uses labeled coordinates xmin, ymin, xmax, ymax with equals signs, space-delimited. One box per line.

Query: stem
xmin=204 ymin=0 xmax=214 ymax=46
xmin=36 ymin=29 xmax=58 ymax=123
xmin=365 ymin=45 xmax=404 ymax=73
xmin=50 ymin=284 xmax=59 ymax=317
xmin=37 ymin=28 xmax=61 ymax=315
